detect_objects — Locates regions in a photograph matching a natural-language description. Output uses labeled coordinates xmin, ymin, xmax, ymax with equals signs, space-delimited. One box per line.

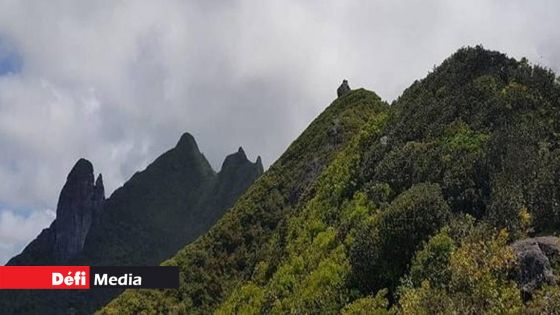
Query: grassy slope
xmin=100 ymin=89 xmax=388 ymax=314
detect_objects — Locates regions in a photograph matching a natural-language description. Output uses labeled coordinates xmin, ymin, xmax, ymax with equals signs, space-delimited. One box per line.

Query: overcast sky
xmin=0 ymin=0 xmax=559 ymax=264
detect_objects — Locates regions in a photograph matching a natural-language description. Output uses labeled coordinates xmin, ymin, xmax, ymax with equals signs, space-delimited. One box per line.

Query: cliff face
xmin=7 ymin=159 xmax=105 ymax=265
xmin=214 ymin=147 xmax=264 ymax=209
xmin=54 ymin=159 xmax=104 ymax=261
xmin=2 ymin=132 xmax=263 ymax=314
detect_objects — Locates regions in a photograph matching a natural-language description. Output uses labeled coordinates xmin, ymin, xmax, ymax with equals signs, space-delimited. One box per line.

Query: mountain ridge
xmin=102 ymin=87 xmax=388 ymax=314
xmin=102 ymin=46 xmax=560 ymax=314
xmin=1 ymin=132 xmax=263 ymax=314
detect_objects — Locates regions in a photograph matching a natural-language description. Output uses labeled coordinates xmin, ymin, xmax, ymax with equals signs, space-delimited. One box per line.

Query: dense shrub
xmin=341 ymin=289 xmax=394 ymax=315
xmin=399 ymin=227 xmax=523 ymax=314
xmin=349 ymin=183 xmax=450 ymax=294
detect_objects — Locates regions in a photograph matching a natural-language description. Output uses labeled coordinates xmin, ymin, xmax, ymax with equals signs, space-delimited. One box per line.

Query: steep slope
xmin=103 ymin=46 xmax=560 ymax=314
xmin=79 ymin=132 xmax=217 ymax=267
xmin=101 ymin=88 xmax=388 ymax=314
xmin=1 ymin=133 xmax=263 ymax=314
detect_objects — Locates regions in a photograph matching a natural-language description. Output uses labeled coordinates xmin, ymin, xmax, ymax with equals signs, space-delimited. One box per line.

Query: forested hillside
xmin=103 ymin=46 xmax=560 ymax=314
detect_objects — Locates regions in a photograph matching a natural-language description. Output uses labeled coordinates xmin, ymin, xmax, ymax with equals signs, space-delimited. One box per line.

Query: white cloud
xmin=0 ymin=0 xmax=559 ymax=263
xmin=0 ymin=208 xmax=55 ymax=264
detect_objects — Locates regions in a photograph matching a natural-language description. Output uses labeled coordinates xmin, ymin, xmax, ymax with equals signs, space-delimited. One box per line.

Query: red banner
xmin=0 ymin=266 xmax=90 ymax=289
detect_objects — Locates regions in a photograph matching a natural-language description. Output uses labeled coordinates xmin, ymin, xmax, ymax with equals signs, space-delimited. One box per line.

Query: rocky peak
xmin=221 ymin=147 xmax=248 ymax=169
xmin=255 ymin=156 xmax=264 ymax=174
xmin=237 ymin=146 xmax=247 ymax=159
xmin=53 ymin=158 xmax=105 ymax=261
xmin=213 ymin=148 xmax=263 ymax=213
xmin=175 ymin=132 xmax=200 ymax=153
xmin=95 ymin=173 xmax=104 ymax=195
xmin=220 ymin=147 xmax=264 ymax=176
xmin=169 ymin=133 xmax=213 ymax=175
xmin=93 ymin=174 xmax=105 ymax=215
xmin=219 ymin=146 xmax=264 ymax=179
xmin=337 ymin=79 xmax=351 ymax=97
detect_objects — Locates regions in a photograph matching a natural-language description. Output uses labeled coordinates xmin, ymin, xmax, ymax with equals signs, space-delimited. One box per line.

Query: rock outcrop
xmin=53 ymin=159 xmax=105 ymax=261
xmin=214 ymin=147 xmax=264 ymax=208
xmin=511 ymin=236 xmax=560 ymax=296
xmin=7 ymin=158 xmax=104 ymax=265
xmin=220 ymin=147 xmax=264 ymax=177
xmin=337 ymin=79 xmax=351 ymax=97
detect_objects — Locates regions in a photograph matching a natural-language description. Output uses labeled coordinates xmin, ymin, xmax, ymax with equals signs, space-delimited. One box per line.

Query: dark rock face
xmin=511 ymin=236 xmax=560 ymax=295
xmin=94 ymin=174 xmax=105 ymax=216
xmin=2 ymin=132 xmax=263 ymax=314
xmin=54 ymin=159 xmax=105 ymax=261
xmin=337 ymin=79 xmax=351 ymax=97
xmin=220 ymin=147 xmax=263 ymax=177
xmin=7 ymin=159 xmax=104 ymax=265
xmin=214 ymin=147 xmax=264 ymax=208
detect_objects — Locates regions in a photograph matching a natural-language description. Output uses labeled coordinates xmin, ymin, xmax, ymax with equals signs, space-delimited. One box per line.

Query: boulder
xmin=511 ymin=236 xmax=560 ymax=295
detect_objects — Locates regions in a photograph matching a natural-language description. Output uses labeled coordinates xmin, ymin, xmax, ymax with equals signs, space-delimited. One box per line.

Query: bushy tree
xmin=409 ymin=229 xmax=455 ymax=288
xmin=341 ymin=289 xmax=394 ymax=315
xmin=526 ymin=286 xmax=560 ymax=315
xmin=398 ymin=227 xmax=523 ymax=314
xmin=349 ymin=183 xmax=450 ymax=294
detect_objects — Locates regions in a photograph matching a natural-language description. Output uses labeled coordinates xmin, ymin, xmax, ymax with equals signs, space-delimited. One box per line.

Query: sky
xmin=0 ymin=0 xmax=559 ymax=264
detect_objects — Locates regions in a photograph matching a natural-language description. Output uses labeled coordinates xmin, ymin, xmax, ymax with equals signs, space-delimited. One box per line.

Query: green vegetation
xmin=399 ymin=225 xmax=523 ymax=314
xmin=102 ymin=46 xmax=560 ymax=314
xmin=349 ymin=183 xmax=450 ymax=294
xmin=102 ymin=88 xmax=387 ymax=314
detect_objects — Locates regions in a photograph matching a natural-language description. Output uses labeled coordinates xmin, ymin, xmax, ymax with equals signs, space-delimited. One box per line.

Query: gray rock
xmin=54 ymin=159 xmax=105 ymax=261
xmin=7 ymin=158 xmax=105 ymax=265
xmin=255 ymin=156 xmax=264 ymax=174
xmin=511 ymin=236 xmax=560 ymax=295
xmin=380 ymin=136 xmax=389 ymax=146
xmin=337 ymin=79 xmax=351 ymax=97
xmin=93 ymin=174 xmax=105 ymax=217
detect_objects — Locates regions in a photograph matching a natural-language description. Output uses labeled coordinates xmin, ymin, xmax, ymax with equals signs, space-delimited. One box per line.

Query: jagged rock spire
xmin=219 ymin=146 xmax=263 ymax=176
xmin=237 ymin=146 xmax=247 ymax=159
xmin=53 ymin=158 xmax=104 ymax=261
xmin=93 ymin=174 xmax=105 ymax=216
xmin=255 ymin=156 xmax=264 ymax=173
xmin=221 ymin=146 xmax=250 ymax=172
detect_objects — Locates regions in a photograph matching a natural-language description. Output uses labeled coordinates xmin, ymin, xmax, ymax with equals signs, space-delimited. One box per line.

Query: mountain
xmin=1 ymin=133 xmax=263 ymax=314
xmin=102 ymin=46 xmax=560 ymax=314
xmin=7 ymin=159 xmax=105 ymax=265
xmin=102 ymin=87 xmax=388 ymax=313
